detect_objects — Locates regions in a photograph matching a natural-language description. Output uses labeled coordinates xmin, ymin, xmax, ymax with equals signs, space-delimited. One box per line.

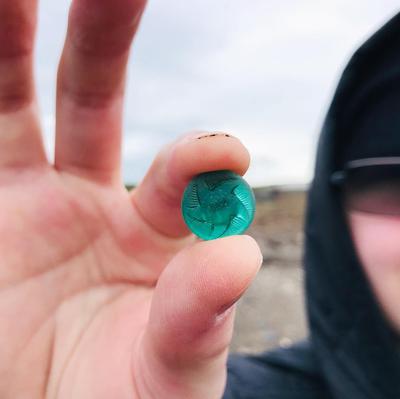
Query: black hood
xmin=304 ymin=11 xmax=400 ymax=399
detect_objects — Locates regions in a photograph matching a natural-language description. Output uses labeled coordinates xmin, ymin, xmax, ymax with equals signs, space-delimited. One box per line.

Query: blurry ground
xmin=230 ymin=189 xmax=308 ymax=354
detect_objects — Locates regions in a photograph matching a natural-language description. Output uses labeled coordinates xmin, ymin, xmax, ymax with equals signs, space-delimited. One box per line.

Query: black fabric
xmin=341 ymin=85 xmax=400 ymax=163
xmin=223 ymin=11 xmax=400 ymax=399
xmin=224 ymin=341 xmax=329 ymax=399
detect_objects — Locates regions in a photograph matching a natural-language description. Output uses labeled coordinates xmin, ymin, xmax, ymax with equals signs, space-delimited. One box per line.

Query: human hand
xmin=0 ymin=1 xmax=263 ymax=398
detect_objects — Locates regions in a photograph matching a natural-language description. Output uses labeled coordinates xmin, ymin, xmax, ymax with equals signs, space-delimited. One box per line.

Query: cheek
xmin=347 ymin=211 xmax=400 ymax=273
xmin=346 ymin=211 xmax=400 ymax=332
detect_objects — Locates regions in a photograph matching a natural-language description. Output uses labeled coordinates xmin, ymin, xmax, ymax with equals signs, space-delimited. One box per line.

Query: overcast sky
xmin=35 ymin=1 xmax=400 ymax=187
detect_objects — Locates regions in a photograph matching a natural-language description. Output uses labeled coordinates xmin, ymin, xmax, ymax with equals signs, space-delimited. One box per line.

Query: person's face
xmin=345 ymin=209 xmax=400 ymax=333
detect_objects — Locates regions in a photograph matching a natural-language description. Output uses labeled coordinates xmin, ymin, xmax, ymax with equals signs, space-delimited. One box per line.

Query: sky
xmin=35 ymin=1 xmax=400 ymax=187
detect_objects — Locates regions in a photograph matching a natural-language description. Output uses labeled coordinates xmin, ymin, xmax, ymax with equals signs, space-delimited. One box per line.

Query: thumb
xmin=133 ymin=235 xmax=263 ymax=399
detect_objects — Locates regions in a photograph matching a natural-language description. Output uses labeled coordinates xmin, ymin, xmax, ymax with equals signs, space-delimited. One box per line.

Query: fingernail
xmin=215 ymin=305 xmax=236 ymax=324
xmin=215 ymin=293 xmax=243 ymax=320
xmin=196 ymin=132 xmax=235 ymax=140
xmin=199 ymin=302 xmax=237 ymax=331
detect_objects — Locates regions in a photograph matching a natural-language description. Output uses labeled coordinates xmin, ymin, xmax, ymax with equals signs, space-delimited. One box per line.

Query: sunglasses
xmin=330 ymin=157 xmax=400 ymax=216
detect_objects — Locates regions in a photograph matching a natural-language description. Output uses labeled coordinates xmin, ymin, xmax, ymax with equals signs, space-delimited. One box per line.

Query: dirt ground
xmin=230 ymin=190 xmax=309 ymax=354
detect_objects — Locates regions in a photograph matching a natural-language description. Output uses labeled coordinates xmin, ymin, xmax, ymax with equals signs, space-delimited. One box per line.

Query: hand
xmin=0 ymin=1 xmax=263 ymax=398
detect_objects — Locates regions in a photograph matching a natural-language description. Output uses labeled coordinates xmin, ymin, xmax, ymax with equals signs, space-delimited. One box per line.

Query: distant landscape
xmin=231 ymin=187 xmax=308 ymax=354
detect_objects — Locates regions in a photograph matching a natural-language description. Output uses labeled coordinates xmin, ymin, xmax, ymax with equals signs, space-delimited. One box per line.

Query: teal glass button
xmin=181 ymin=170 xmax=256 ymax=240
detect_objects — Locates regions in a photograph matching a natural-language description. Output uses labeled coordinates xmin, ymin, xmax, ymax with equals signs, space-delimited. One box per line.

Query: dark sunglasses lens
xmin=342 ymin=164 xmax=400 ymax=216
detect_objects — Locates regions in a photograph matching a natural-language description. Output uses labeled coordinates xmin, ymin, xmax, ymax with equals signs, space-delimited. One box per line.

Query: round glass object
xmin=181 ymin=170 xmax=256 ymax=240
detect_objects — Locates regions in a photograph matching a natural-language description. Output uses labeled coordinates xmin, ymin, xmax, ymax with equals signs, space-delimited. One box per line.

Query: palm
xmin=0 ymin=1 xmax=262 ymax=398
xmin=0 ymin=167 xmax=196 ymax=397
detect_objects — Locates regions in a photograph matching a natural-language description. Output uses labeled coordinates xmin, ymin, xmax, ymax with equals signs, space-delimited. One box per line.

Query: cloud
xmin=35 ymin=0 xmax=400 ymax=186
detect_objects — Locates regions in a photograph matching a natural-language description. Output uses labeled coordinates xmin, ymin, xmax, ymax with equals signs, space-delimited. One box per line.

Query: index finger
xmin=131 ymin=131 xmax=251 ymax=238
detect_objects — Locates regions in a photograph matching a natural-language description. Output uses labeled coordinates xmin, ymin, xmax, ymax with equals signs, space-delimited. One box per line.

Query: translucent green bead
xmin=181 ymin=170 xmax=256 ymax=240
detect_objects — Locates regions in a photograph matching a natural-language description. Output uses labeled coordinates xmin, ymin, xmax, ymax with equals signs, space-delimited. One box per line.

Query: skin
xmin=3 ymin=1 xmax=397 ymax=398
xmin=0 ymin=1 xmax=263 ymax=398
xmin=345 ymin=210 xmax=400 ymax=333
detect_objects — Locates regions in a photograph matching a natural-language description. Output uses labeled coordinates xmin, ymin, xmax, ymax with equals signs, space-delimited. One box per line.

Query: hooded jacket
xmin=223 ymin=11 xmax=400 ymax=399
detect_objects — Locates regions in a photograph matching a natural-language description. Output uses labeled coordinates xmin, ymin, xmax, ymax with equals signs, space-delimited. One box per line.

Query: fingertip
xmin=176 ymin=234 xmax=263 ymax=307
xmin=207 ymin=234 xmax=263 ymax=269
xmin=167 ymin=131 xmax=251 ymax=187
xmin=209 ymin=234 xmax=263 ymax=296
xmin=130 ymin=130 xmax=253 ymax=238
xmin=240 ymin=234 xmax=264 ymax=268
